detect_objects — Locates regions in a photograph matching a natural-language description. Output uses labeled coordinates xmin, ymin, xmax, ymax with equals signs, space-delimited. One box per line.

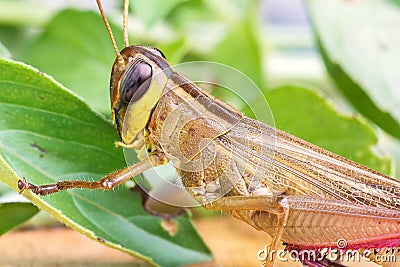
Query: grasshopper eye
xmin=148 ymin=47 xmax=166 ymax=59
xmin=120 ymin=60 xmax=152 ymax=103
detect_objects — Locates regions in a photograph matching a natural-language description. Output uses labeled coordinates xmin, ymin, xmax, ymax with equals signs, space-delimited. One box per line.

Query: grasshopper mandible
xmin=17 ymin=0 xmax=400 ymax=266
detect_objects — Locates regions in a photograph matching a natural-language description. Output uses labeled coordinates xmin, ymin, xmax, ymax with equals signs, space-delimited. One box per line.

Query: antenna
xmin=96 ymin=0 xmax=124 ymax=66
xmin=123 ymin=0 xmax=129 ymax=47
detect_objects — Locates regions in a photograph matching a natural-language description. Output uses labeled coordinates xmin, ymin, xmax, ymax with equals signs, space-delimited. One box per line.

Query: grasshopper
xmin=18 ymin=0 xmax=400 ymax=266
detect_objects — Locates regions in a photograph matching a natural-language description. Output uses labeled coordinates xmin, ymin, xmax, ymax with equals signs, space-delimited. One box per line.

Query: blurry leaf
xmin=0 ymin=202 xmax=38 ymax=236
xmin=0 ymin=26 xmax=35 ymax=59
xmin=0 ymin=183 xmax=10 ymax=196
xmin=132 ymin=0 xmax=189 ymax=27
xmin=380 ymin=135 xmax=400 ymax=178
xmin=0 ymin=42 xmax=11 ymax=58
xmin=209 ymin=1 xmax=265 ymax=91
xmin=0 ymin=1 xmax=54 ymax=26
xmin=19 ymin=9 xmax=123 ymax=115
xmin=307 ymin=0 xmax=400 ymax=139
xmin=156 ymin=37 xmax=189 ymax=65
xmin=0 ymin=59 xmax=211 ymax=266
xmin=166 ymin=0 xmax=219 ymax=26
xmin=246 ymin=85 xmax=392 ymax=175
xmin=390 ymin=0 xmax=400 ymax=7
xmin=167 ymin=0 xmax=252 ymax=27
xmin=206 ymin=0 xmax=255 ymax=20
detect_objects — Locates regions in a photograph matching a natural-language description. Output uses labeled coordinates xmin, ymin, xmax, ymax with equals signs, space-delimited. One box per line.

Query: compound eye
xmin=148 ymin=47 xmax=166 ymax=59
xmin=120 ymin=60 xmax=152 ymax=103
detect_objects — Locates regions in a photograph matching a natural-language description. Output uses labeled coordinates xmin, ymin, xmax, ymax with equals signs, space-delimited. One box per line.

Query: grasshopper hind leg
xmin=203 ymin=195 xmax=289 ymax=267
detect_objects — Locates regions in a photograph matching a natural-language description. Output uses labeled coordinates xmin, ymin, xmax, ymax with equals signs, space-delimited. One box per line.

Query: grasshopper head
xmin=94 ymin=0 xmax=171 ymax=149
xmin=110 ymin=45 xmax=171 ymax=148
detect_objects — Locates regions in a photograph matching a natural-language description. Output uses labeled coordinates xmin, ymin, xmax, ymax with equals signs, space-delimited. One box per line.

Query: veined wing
xmin=218 ymin=116 xmax=400 ymax=210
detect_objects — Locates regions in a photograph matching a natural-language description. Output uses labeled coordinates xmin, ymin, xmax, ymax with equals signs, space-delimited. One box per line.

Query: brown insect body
xmin=110 ymin=45 xmax=400 ymax=253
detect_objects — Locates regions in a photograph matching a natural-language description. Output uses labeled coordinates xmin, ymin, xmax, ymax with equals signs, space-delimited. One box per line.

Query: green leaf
xmin=0 ymin=58 xmax=211 ymax=266
xmin=208 ymin=1 xmax=265 ymax=91
xmin=0 ymin=1 xmax=54 ymax=26
xmin=156 ymin=37 xmax=189 ymax=65
xmin=249 ymin=85 xmax=392 ymax=175
xmin=0 ymin=202 xmax=39 ymax=236
xmin=307 ymin=0 xmax=400 ymax=139
xmin=380 ymin=135 xmax=400 ymax=179
xmin=19 ymin=9 xmax=123 ymax=114
xmin=0 ymin=183 xmax=10 ymax=196
xmin=390 ymin=0 xmax=400 ymax=8
xmin=166 ymin=0 xmax=219 ymax=26
xmin=0 ymin=42 xmax=11 ymax=58
xmin=132 ymin=0 xmax=189 ymax=27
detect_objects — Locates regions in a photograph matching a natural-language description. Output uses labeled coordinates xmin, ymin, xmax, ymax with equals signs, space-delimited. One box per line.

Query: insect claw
xmin=17 ymin=178 xmax=27 ymax=194
xmin=17 ymin=178 xmax=40 ymax=195
xmin=114 ymin=141 xmax=137 ymax=149
xmin=203 ymin=201 xmax=214 ymax=209
xmin=114 ymin=141 xmax=124 ymax=148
